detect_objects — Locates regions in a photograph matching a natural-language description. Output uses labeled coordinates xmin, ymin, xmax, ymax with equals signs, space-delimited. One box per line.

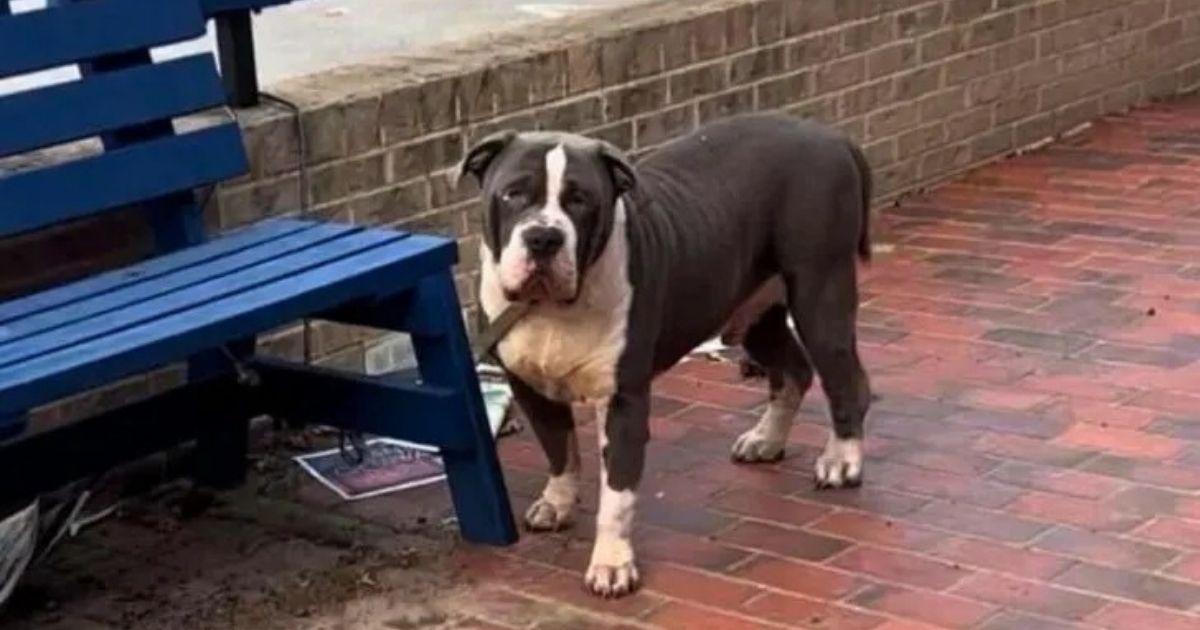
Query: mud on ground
xmin=0 ymin=427 xmax=489 ymax=630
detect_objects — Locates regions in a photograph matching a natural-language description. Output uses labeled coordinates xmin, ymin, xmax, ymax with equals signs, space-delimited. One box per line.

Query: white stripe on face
xmin=545 ymin=144 xmax=567 ymax=203
xmin=541 ymin=145 xmax=579 ymax=277
xmin=495 ymin=143 xmax=580 ymax=300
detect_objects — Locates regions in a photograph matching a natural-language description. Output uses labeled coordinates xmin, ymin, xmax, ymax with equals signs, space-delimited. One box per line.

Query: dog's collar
xmin=471 ymin=302 xmax=532 ymax=364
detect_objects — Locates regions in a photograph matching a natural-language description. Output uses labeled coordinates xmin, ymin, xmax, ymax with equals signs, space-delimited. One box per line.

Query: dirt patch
xmin=0 ymin=427 xmax=477 ymax=630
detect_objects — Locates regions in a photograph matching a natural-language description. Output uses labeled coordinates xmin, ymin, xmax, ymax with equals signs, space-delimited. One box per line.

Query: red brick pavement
xmin=458 ymin=102 xmax=1200 ymax=629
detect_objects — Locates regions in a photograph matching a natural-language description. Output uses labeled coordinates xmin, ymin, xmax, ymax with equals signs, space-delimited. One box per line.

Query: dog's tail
xmin=848 ymin=142 xmax=874 ymax=263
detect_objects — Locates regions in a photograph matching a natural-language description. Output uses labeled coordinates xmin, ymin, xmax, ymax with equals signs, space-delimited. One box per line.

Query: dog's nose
xmin=523 ymin=226 xmax=566 ymax=259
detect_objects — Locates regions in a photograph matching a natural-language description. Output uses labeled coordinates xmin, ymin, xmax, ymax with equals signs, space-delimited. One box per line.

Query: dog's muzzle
xmin=523 ymin=225 xmax=566 ymax=261
xmin=500 ymin=224 xmax=577 ymax=303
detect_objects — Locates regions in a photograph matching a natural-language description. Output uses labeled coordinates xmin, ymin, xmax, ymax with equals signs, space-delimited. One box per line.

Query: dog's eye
xmin=563 ymin=190 xmax=589 ymax=209
xmin=500 ymin=188 xmax=527 ymax=205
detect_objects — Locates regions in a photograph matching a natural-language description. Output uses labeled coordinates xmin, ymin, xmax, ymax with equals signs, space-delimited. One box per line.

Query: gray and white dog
xmin=460 ymin=114 xmax=873 ymax=598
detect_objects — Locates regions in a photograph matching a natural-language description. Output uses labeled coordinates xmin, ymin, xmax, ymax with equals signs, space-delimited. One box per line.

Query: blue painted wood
xmin=0 ymin=233 xmax=455 ymax=416
xmin=0 ymin=55 xmax=225 ymax=159
xmin=0 ymin=219 xmax=315 ymax=324
xmin=0 ymin=0 xmax=205 ymax=78
xmin=144 ymin=194 xmax=207 ymax=254
xmin=193 ymin=337 xmax=255 ymax=487
xmin=0 ymin=228 xmax=392 ymax=366
xmin=69 ymin=47 xmax=166 ymax=152
xmin=2 ymin=0 xmax=515 ymax=547
xmin=251 ymin=358 xmax=474 ymax=450
xmin=0 ymin=412 xmax=22 ymax=442
xmin=0 ymin=374 xmax=251 ymax=507
xmin=396 ymin=272 xmax=519 ymax=545
xmin=19 ymin=9 xmax=214 ymax=253
xmin=319 ymin=290 xmax=445 ymax=337
xmin=2 ymin=224 xmax=359 ymax=342
xmin=0 ymin=124 xmax=248 ymax=238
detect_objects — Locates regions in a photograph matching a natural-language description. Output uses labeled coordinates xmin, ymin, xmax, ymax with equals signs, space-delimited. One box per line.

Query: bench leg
xmin=401 ymin=272 xmax=518 ymax=546
xmin=214 ymin=9 xmax=261 ymax=108
xmin=0 ymin=412 xmax=26 ymax=443
xmin=194 ymin=416 xmax=250 ymax=489
xmin=191 ymin=341 xmax=255 ymax=489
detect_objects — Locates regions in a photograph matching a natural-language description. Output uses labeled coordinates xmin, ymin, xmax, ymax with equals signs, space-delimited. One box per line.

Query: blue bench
xmin=0 ymin=0 xmax=294 ymax=106
xmin=200 ymin=0 xmax=298 ymax=106
xmin=0 ymin=0 xmax=517 ymax=545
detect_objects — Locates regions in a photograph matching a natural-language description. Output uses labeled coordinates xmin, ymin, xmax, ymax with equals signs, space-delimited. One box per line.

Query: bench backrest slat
xmin=0 ymin=0 xmax=251 ymax=251
xmin=0 ymin=55 xmax=226 ymax=159
xmin=0 ymin=125 xmax=247 ymax=237
xmin=0 ymin=0 xmax=205 ymax=78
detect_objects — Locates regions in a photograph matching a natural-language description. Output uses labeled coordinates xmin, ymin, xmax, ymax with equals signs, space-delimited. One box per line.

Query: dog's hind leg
xmin=731 ymin=303 xmax=815 ymax=463
xmin=509 ymin=376 xmax=580 ymax=531
xmin=784 ymin=260 xmax=871 ymax=488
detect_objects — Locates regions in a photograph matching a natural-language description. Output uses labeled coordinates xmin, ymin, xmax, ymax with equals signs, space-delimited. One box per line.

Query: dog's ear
xmin=598 ymin=141 xmax=638 ymax=195
xmin=460 ymin=130 xmax=517 ymax=185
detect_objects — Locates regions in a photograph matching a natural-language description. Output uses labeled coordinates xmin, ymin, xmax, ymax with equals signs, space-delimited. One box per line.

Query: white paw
xmin=585 ymin=536 xmax=639 ymax=598
xmin=815 ymin=436 xmax=863 ymax=489
xmin=524 ymin=497 xmax=573 ymax=531
xmin=732 ymin=384 xmax=799 ymax=463
xmin=585 ymin=560 xmax=640 ymax=598
xmin=731 ymin=428 xmax=786 ymax=463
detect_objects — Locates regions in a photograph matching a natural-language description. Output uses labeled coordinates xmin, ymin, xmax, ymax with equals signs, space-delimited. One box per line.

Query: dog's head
xmin=460 ymin=130 xmax=636 ymax=304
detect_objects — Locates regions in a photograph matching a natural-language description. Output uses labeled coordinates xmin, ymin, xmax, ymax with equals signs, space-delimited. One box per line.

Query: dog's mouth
xmin=504 ymin=266 xmax=576 ymax=303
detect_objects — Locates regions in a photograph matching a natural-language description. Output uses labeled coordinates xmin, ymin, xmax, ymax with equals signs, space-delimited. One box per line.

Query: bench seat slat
xmin=0 ymin=218 xmax=315 ymax=324
xmin=0 ymin=0 xmax=205 ymax=78
xmin=0 ymin=226 xmax=454 ymax=417
xmin=0 ymin=55 xmax=226 ymax=159
xmin=0 ymin=123 xmax=248 ymax=238
xmin=0 ymin=223 xmax=362 ymax=342
xmin=0 ymin=228 xmax=407 ymax=368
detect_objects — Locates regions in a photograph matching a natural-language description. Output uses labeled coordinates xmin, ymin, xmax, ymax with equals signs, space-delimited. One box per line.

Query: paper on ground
xmin=294 ymin=438 xmax=446 ymax=501
xmin=295 ymin=366 xmax=516 ymax=501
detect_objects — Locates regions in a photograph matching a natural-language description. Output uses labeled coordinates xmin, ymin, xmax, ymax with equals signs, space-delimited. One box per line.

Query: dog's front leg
xmin=585 ymin=390 xmax=648 ymax=598
xmin=509 ymin=376 xmax=580 ymax=531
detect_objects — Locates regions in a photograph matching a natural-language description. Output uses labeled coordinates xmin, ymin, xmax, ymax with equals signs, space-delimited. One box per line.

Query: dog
xmin=460 ymin=113 xmax=873 ymax=598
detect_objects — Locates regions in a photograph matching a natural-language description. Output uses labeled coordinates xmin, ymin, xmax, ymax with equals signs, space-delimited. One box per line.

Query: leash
xmin=470 ymin=303 xmax=532 ymax=365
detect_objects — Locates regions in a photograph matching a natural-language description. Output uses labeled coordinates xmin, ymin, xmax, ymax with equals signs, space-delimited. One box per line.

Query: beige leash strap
xmin=471 ymin=303 xmax=531 ymax=364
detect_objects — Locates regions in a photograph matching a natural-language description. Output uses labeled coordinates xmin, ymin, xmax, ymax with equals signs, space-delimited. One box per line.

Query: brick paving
xmin=5 ymin=102 xmax=1200 ymax=629
xmin=459 ymin=101 xmax=1200 ymax=628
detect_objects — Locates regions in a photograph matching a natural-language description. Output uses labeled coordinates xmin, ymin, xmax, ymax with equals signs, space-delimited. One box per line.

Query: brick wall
xmin=209 ymin=0 xmax=1200 ymax=369
xmin=7 ymin=0 xmax=1200 ymax=422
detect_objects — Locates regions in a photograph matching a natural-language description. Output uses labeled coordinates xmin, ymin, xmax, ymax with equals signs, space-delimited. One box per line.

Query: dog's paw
xmin=524 ymin=498 xmax=573 ymax=532
xmin=731 ymin=428 xmax=786 ymax=463
xmin=814 ymin=437 xmax=863 ymax=489
xmin=584 ymin=561 xmax=640 ymax=598
xmin=585 ymin=535 xmax=639 ymax=598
